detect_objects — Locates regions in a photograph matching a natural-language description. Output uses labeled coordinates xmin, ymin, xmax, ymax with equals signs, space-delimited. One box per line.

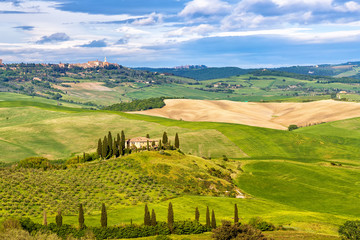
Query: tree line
xmin=19 ymin=202 xmax=249 ymax=239
xmin=103 ymin=97 xmax=166 ymax=112
xmin=96 ymin=131 xmax=180 ymax=160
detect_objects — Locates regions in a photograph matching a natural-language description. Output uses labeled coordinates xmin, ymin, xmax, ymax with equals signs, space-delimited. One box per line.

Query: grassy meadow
xmin=1 ymin=92 xmax=360 ymax=239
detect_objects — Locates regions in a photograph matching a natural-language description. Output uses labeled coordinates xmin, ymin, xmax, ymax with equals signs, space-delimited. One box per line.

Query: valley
xmin=1 ymin=63 xmax=360 ymax=239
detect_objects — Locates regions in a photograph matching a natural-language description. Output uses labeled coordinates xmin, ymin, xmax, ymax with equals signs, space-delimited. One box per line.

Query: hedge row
xmin=20 ymin=218 xmax=210 ymax=239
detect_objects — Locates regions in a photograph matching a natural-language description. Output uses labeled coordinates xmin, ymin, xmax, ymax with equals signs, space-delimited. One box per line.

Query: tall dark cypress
xmin=113 ymin=139 xmax=119 ymax=157
xmin=234 ymin=204 xmax=239 ymax=223
xmin=206 ymin=206 xmax=210 ymax=228
xmin=120 ymin=130 xmax=126 ymax=155
xmin=119 ymin=144 xmax=123 ymax=156
xmin=175 ymin=133 xmax=180 ymax=149
xmin=144 ymin=204 xmax=151 ymax=226
xmin=102 ymin=136 xmax=108 ymax=159
xmin=162 ymin=132 xmax=168 ymax=145
xmin=108 ymin=131 xmax=113 ymax=157
xmin=146 ymin=134 xmax=150 ymax=138
xmin=55 ymin=210 xmax=62 ymax=227
xmin=101 ymin=203 xmax=107 ymax=228
xmin=147 ymin=140 xmax=150 ymax=151
xmin=211 ymin=209 xmax=216 ymax=229
xmin=151 ymin=209 xmax=157 ymax=226
xmin=195 ymin=207 xmax=200 ymax=222
xmin=167 ymin=202 xmax=174 ymax=232
xmin=79 ymin=204 xmax=85 ymax=229
xmin=117 ymin=133 xmax=121 ymax=148
xmin=97 ymin=138 xmax=102 ymax=158
xmin=159 ymin=140 xmax=162 ymax=150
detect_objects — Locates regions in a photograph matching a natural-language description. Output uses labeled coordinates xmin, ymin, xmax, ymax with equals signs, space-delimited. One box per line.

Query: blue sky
xmin=1 ymin=0 xmax=360 ymax=67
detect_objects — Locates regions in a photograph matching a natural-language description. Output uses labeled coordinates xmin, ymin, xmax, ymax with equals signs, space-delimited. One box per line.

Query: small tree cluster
xmin=97 ymin=130 xmax=127 ymax=159
xmin=159 ymin=132 xmax=180 ymax=150
xmin=338 ymin=220 xmax=360 ymax=240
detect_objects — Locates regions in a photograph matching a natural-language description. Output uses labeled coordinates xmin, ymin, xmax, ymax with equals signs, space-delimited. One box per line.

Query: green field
xmin=1 ymin=94 xmax=360 ymax=238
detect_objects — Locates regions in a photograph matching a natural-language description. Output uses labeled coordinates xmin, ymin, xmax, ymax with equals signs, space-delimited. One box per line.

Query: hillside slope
xmin=132 ymin=99 xmax=360 ymax=130
xmin=2 ymin=99 xmax=360 ymax=163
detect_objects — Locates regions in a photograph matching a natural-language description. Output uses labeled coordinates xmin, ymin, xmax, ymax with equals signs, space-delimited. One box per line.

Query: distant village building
xmin=65 ymin=57 xmax=119 ymax=69
xmin=0 ymin=59 xmax=3 ymax=65
xmin=127 ymin=137 xmax=159 ymax=149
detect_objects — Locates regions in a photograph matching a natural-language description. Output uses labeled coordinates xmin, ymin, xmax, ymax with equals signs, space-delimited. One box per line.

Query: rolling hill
xmin=2 ymin=91 xmax=360 ymax=238
xmin=131 ymin=99 xmax=360 ymax=130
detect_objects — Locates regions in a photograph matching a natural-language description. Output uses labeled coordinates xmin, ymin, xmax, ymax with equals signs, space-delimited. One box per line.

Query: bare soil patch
xmin=54 ymin=82 xmax=112 ymax=92
xmin=132 ymin=99 xmax=360 ymax=130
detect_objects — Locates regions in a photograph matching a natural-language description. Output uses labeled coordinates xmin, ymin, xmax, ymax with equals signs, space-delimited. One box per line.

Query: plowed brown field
xmin=131 ymin=99 xmax=360 ymax=130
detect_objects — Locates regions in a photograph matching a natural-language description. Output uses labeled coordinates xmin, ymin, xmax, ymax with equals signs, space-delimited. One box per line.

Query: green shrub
xmin=288 ymin=125 xmax=298 ymax=131
xmin=338 ymin=220 xmax=360 ymax=239
xmin=248 ymin=217 xmax=275 ymax=231
xmin=18 ymin=157 xmax=52 ymax=170
xmin=212 ymin=221 xmax=268 ymax=240
xmin=155 ymin=235 xmax=172 ymax=240
xmin=1 ymin=217 xmax=22 ymax=231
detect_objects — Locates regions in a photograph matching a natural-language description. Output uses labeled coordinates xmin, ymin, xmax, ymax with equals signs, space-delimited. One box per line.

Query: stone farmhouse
xmin=127 ymin=137 xmax=159 ymax=149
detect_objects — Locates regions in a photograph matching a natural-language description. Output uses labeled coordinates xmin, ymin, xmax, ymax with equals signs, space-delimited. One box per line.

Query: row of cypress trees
xmin=97 ymin=131 xmax=180 ymax=159
xmin=97 ymin=131 xmax=126 ymax=159
xmin=50 ymin=203 xmax=239 ymax=231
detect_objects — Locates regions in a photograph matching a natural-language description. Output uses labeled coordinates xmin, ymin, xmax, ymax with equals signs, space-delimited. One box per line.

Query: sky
xmin=1 ymin=0 xmax=360 ymax=67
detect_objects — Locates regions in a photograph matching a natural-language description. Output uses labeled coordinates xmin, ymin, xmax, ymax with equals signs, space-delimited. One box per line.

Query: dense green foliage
xmin=138 ymin=67 xmax=252 ymax=81
xmin=252 ymin=69 xmax=360 ymax=83
xmin=103 ymin=97 xmax=166 ymax=112
xmin=288 ymin=124 xmax=298 ymax=131
xmin=248 ymin=217 xmax=275 ymax=231
xmin=19 ymin=217 xmax=209 ymax=239
xmin=18 ymin=157 xmax=52 ymax=170
xmin=338 ymin=220 xmax=360 ymax=239
xmin=212 ymin=221 xmax=268 ymax=240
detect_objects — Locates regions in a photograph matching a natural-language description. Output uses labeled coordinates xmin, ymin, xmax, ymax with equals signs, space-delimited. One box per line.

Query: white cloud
xmin=342 ymin=1 xmax=360 ymax=12
xmin=132 ymin=12 xmax=163 ymax=26
xmin=179 ymin=0 xmax=231 ymax=17
xmin=167 ymin=24 xmax=215 ymax=37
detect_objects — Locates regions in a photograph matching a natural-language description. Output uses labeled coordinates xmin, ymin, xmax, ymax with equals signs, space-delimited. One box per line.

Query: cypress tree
xmin=152 ymin=141 xmax=155 ymax=147
xmin=147 ymin=140 xmax=150 ymax=151
xmin=120 ymin=130 xmax=126 ymax=155
xmin=108 ymin=131 xmax=113 ymax=157
xmin=43 ymin=210 xmax=47 ymax=226
xmin=101 ymin=203 xmax=107 ymax=228
xmin=83 ymin=152 xmax=86 ymax=162
xmin=97 ymin=138 xmax=102 ymax=158
xmin=234 ymin=204 xmax=239 ymax=223
xmin=162 ymin=132 xmax=168 ymax=145
xmin=206 ymin=206 xmax=210 ymax=228
xmin=102 ymin=136 xmax=108 ymax=159
xmin=146 ymin=134 xmax=150 ymax=138
xmin=175 ymin=133 xmax=180 ymax=149
xmin=119 ymin=144 xmax=123 ymax=156
xmin=117 ymin=133 xmax=120 ymax=148
xmin=211 ymin=209 xmax=216 ymax=229
xmin=55 ymin=210 xmax=63 ymax=227
xmin=79 ymin=204 xmax=85 ymax=229
xmin=159 ymin=140 xmax=162 ymax=150
xmin=167 ymin=202 xmax=174 ymax=232
xmin=144 ymin=204 xmax=151 ymax=226
xmin=195 ymin=207 xmax=200 ymax=222
xmin=151 ymin=209 xmax=157 ymax=226
xmin=113 ymin=139 xmax=119 ymax=157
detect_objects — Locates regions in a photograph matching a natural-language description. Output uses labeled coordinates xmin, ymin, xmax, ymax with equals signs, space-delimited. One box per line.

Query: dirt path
xmin=131 ymin=99 xmax=360 ymax=130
